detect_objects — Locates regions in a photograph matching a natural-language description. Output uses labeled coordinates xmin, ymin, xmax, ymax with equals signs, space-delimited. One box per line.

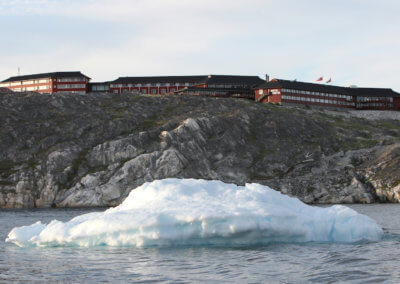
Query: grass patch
xmin=0 ymin=180 xmax=14 ymax=186
xmin=61 ymin=149 xmax=90 ymax=188
xmin=358 ymin=139 xmax=379 ymax=148
xmin=272 ymin=168 xmax=286 ymax=179
xmin=258 ymin=103 xmax=295 ymax=113
xmin=0 ymin=160 xmax=15 ymax=171
xmin=250 ymin=172 xmax=273 ymax=180
xmin=138 ymin=117 xmax=166 ymax=130
xmin=86 ymin=164 xmax=109 ymax=175
xmin=373 ymin=120 xmax=400 ymax=131
xmin=332 ymin=119 xmax=372 ymax=132
xmin=339 ymin=138 xmax=378 ymax=151
xmin=252 ymin=149 xmax=266 ymax=165
xmin=0 ymin=160 xmax=18 ymax=178
xmin=392 ymin=179 xmax=400 ymax=188
xmin=307 ymin=186 xmax=316 ymax=193
xmin=216 ymin=110 xmax=241 ymax=118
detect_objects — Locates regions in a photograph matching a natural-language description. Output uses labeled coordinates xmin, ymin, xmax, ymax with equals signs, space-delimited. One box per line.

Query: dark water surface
xmin=1 ymin=204 xmax=400 ymax=283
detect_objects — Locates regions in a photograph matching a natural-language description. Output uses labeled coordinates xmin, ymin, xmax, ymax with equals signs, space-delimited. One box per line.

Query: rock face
xmin=1 ymin=92 xmax=400 ymax=208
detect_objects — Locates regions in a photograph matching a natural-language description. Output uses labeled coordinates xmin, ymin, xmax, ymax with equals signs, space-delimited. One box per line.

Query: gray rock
xmin=1 ymin=92 xmax=400 ymax=208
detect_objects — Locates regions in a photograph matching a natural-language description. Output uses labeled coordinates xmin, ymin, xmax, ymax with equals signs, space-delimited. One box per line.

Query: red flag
xmin=326 ymin=78 xmax=331 ymax=83
xmin=316 ymin=77 xmax=323 ymax=82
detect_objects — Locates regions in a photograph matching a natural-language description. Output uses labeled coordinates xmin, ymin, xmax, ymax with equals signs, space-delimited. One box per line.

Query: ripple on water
xmin=1 ymin=205 xmax=400 ymax=282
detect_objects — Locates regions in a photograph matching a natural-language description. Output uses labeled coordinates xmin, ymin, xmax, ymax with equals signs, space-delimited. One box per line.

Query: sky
xmin=0 ymin=0 xmax=399 ymax=90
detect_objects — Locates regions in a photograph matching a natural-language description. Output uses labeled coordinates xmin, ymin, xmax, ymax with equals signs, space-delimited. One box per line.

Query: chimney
xmin=265 ymin=74 xmax=270 ymax=83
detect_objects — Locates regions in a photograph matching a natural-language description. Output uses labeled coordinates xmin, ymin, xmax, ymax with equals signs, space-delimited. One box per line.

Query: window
xmin=151 ymin=89 xmax=157 ymax=94
xmin=57 ymin=84 xmax=86 ymax=89
xmin=93 ymin=85 xmax=109 ymax=91
xmin=57 ymin=77 xmax=84 ymax=82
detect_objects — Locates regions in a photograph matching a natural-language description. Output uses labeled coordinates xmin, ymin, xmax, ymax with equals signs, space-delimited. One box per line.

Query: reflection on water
xmin=1 ymin=205 xmax=400 ymax=282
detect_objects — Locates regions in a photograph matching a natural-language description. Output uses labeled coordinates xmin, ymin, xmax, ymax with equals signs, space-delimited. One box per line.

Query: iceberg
xmin=6 ymin=179 xmax=383 ymax=247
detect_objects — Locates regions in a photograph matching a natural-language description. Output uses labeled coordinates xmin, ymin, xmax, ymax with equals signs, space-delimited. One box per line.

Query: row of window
xmin=281 ymin=89 xmax=352 ymax=100
xmin=2 ymin=79 xmax=50 ymax=87
xmin=7 ymin=85 xmax=50 ymax=92
xmin=112 ymin=83 xmax=250 ymax=88
xmin=26 ymin=86 xmax=49 ymax=91
xmin=57 ymin=91 xmax=86 ymax=94
xmin=187 ymin=90 xmax=231 ymax=96
xmin=207 ymin=84 xmax=247 ymax=88
xmin=114 ymin=87 xmax=178 ymax=94
xmin=357 ymin=97 xmax=393 ymax=102
xmin=282 ymin=95 xmax=355 ymax=106
xmin=92 ymin=85 xmax=110 ymax=91
xmin=358 ymin=102 xmax=393 ymax=108
xmin=57 ymin=78 xmax=86 ymax=82
xmin=57 ymin=84 xmax=86 ymax=89
xmin=114 ymin=89 xmax=162 ymax=94
xmin=1 ymin=78 xmax=86 ymax=87
xmin=111 ymin=82 xmax=193 ymax=88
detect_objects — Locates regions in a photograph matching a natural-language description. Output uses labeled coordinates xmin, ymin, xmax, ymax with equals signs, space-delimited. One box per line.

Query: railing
xmin=256 ymin=93 xmax=270 ymax=102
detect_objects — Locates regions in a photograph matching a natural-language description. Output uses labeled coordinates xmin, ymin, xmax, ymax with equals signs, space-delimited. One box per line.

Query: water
xmin=1 ymin=204 xmax=400 ymax=282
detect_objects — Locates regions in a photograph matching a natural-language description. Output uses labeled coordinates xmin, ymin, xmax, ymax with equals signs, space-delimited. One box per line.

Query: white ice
xmin=6 ymin=179 xmax=383 ymax=247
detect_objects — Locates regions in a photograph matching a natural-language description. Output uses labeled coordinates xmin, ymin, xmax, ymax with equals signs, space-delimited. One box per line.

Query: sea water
xmin=1 ymin=180 xmax=400 ymax=282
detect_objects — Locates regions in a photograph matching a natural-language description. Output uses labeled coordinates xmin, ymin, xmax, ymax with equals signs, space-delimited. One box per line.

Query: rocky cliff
xmin=1 ymin=92 xmax=400 ymax=208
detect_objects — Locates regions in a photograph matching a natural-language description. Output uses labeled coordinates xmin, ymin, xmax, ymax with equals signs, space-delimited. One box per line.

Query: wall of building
xmin=255 ymin=89 xmax=282 ymax=103
xmin=110 ymin=83 xmax=202 ymax=94
xmin=355 ymin=96 xmax=395 ymax=110
xmin=0 ymin=78 xmax=52 ymax=93
xmin=183 ymin=87 xmax=254 ymax=99
xmin=256 ymin=87 xmax=358 ymax=109
xmin=390 ymin=97 xmax=400 ymax=111
xmin=255 ymin=87 xmax=400 ymax=111
xmin=281 ymin=89 xmax=355 ymax=108
xmin=90 ymin=84 xmax=110 ymax=92
xmin=269 ymin=93 xmax=282 ymax=103
xmin=254 ymin=89 xmax=268 ymax=102
xmin=0 ymin=77 xmax=89 ymax=94
xmin=53 ymin=77 xmax=89 ymax=94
